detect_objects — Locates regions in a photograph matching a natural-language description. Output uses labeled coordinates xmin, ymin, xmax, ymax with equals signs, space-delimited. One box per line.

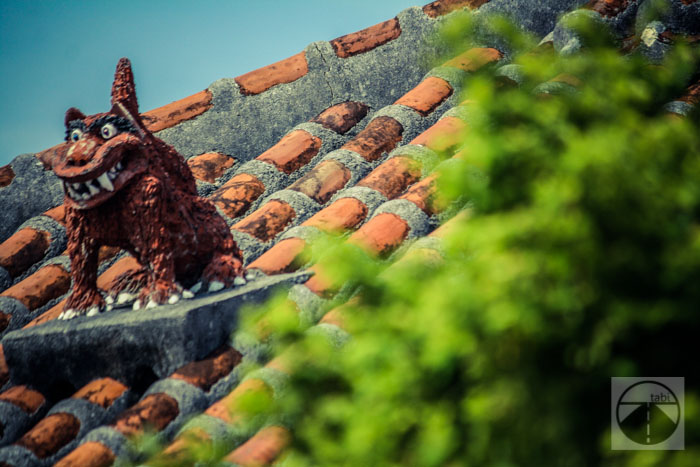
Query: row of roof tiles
xmin=1 ymin=0 xmax=699 ymax=465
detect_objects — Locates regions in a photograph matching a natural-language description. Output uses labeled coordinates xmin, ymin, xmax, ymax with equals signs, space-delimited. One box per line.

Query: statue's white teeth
xmin=71 ymin=183 xmax=82 ymax=191
xmin=115 ymin=161 xmax=124 ymax=170
xmin=87 ymin=180 xmax=101 ymax=196
xmin=97 ymin=172 xmax=114 ymax=191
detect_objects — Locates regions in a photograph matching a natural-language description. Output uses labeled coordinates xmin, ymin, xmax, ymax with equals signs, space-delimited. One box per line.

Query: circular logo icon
xmin=616 ymin=380 xmax=680 ymax=445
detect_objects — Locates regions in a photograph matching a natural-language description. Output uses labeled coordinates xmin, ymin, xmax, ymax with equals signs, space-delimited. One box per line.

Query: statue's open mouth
xmin=53 ymin=133 xmax=146 ymax=210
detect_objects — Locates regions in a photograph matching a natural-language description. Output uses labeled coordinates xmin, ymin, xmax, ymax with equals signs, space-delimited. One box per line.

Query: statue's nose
xmin=68 ymin=136 xmax=100 ymax=165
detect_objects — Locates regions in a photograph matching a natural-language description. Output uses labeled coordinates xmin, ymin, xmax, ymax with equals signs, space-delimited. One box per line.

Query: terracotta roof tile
xmin=0 ymin=385 xmax=45 ymax=414
xmin=357 ymin=156 xmax=422 ymax=199
xmin=331 ymin=18 xmax=402 ymax=58
xmin=15 ymin=412 xmax=81 ymax=459
xmin=349 ymin=212 xmax=411 ymax=257
xmin=257 ymin=130 xmax=322 ymax=174
xmin=444 ymin=47 xmax=502 ymax=72
xmin=0 ymin=264 xmax=70 ymax=319
xmin=112 ymin=392 xmax=179 ymax=437
xmin=311 ymin=101 xmax=370 ymax=134
xmin=23 ymin=298 xmax=66 ymax=329
xmin=398 ymin=173 xmax=443 ymax=215
xmin=204 ymin=378 xmax=273 ymax=424
xmin=211 ymin=173 xmax=267 ymax=219
xmin=288 ymin=159 xmax=351 ymax=204
xmin=341 ymin=116 xmax=404 ymax=162
xmin=0 ymin=228 xmax=51 ymax=278
xmin=42 ymin=205 xmax=66 ymax=226
xmin=410 ymin=115 xmax=466 ymax=152
xmin=248 ymin=237 xmax=308 ymax=275
xmin=422 ymin=0 xmax=490 ymax=17
xmin=235 ymin=52 xmax=309 ymax=95
xmin=0 ymin=165 xmax=14 ymax=188
xmin=72 ymin=378 xmax=129 ymax=409
xmin=233 ymin=200 xmax=297 ymax=242
xmin=395 ymin=76 xmax=454 ymax=116
xmin=584 ymin=0 xmax=630 ymax=17
xmin=187 ymin=152 xmax=235 ymax=183
xmin=0 ymin=345 xmax=8 ymax=386
xmin=171 ymin=345 xmax=243 ymax=391
xmin=95 ymin=256 xmax=141 ymax=292
xmin=301 ymin=197 xmax=368 ymax=233
xmin=54 ymin=441 xmax=115 ymax=467
xmin=224 ymin=425 xmax=291 ymax=466
xmin=140 ymin=89 xmax=213 ymax=133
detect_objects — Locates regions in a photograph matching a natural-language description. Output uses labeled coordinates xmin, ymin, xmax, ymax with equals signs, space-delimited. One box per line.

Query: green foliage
xmin=142 ymin=12 xmax=700 ymax=466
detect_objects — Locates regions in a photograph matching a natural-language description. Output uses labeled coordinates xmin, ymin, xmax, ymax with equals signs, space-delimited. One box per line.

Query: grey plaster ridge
xmin=665 ymin=101 xmax=694 ymax=116
xmin=442 ymin=104 xmax=469 ymax=121
xmin=234 ymin=160 xmax=288 ymax=192
xmin=330 ymin=186 xmax=388 ymax=215
xmin=280 ymin=225 xmax=323 ymax=244
xmin=262 ymin=189 xmax=318 ymax=223
xmin=2 ymin=271 xmax=311 ymax=393
xmin=144 ymin=378 xmax=208 ymax=440
xmin=244 ymin=367 xmax=289 ymax=399
xmin=0 ymin=445 xmax=39 ymax=467
xmin=0 ymin=296 xmax=31 ymax=335
xmin=230 ymin=229 xmax=266 ymax=266
xmin=495 ymin=63 xmax=525 ymax=85
xmin=408 ymin=236 xmax=446 ymax=258
xmin=0 ymin=402 xmax=33 ymax=447
xmin=425 ymin=65 xmax=468 ymax=90
xmin=177 ymin=413 xmax=239 ymax=446
xmin=0 ymin=267 xmax=10 ymax=292
xmin=205 ymin=358 xmax=247 ymax=405
xmin=82 ymin=426 xmax=130 ymax=460
xmin=322 ymin=149 xmax=373 ymax=186
xmin=288 ymin=283 xmax=330 ymax=327
xmin=306 ymin=323 xmax=351 ymax=349
xmin=388 ymin=144 xmax=440 ymax=176
xmin=372 ymin=199 xmax=431 ymax=239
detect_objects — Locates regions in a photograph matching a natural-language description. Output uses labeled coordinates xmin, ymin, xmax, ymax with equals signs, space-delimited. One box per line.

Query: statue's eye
xmin=101 ymin=123 xmax=118 ymax=139
xmin=70 ymin=129 xmax=83 ymax=142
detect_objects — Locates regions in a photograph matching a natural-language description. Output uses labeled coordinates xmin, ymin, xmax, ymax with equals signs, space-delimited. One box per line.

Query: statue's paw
xmin=58 ymin=304 xmax=105 ymax=320
xmin=133 ymin=282 xmax=185 ymax=310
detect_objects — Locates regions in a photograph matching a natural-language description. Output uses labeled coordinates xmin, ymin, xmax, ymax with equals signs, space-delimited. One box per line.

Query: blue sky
xmin=0 ymin=0 xmax=421 ymax=167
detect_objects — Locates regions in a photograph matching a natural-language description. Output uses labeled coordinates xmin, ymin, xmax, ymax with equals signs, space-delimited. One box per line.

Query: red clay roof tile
xmin=112 ymin=392 xmax=179 ymax=437
xmin=422 ymin=0 xmax=490 ymax=17
xmin=331 ymin=18 xmax=402 ymax=58
xmin=72 ymin=378 xmax=129 ymax=409
xmin=311 ymin=101 xmax=370 ymax=134
xmin=410 ymin=115 xmax=466 ymax=152
xmin=15 ymin=412 xmax=81 ymax=459
xmin=302 ymin=197 xmax=368 ymax=233
xmin=224 ymin=425 xmax=291 ymax=466
xmin=204 ymin=378 xmax=273 ymax=424
xmin=679 ymin=79 xmax=700 ymax=106
xmin=349 ymin=212 xmax=410 ymax=258
xmin=444 ymin=47 xmax=502 ymax=72
xmin=211 ymin=173 xmax=267 ymax=219
xmin=341 ymin=116 xmax=404 ymax=162
xmin=584 ymin=0 xmax=631 ymax=17
xmin=0 ymin=345 xmax=8 ymax=386
xmin=398 ymin=173 xmax=443 ymax=215
xmin=235 ymin=52 xmax=309 ymax=95
xmin=233 ymin=200 xmax=297 ymax=242
xmin=141 ymin=89 xmax=213 ymax=133
xmin=0 ymin=228 xmax=51 ymax=278
xmin=54 ymin=441 xmax=115 ymax=467
xmin=248 ymin=237 xmax=308 ymax=275
xmin=0 ymin=385 xmax=45 ymax=414
xmin=288 ymin=159 xmax=351 ymax=204
xmin=187 ymin=152 xmax=235 ymax=184
xmin=395 ymin=76 xmax=454 ymax=116
xmin=357 ymin=156 xmax=422 ymax=199
xmin=171 ymin=345 xmax=242 ymax=391
xmin=0 ymin=164 xmax=14 ymax=188
xmin=96 ymin=256 xmax=141 ymax=292
xmin=257 ymin=130 xmax=322 ymax=174
xmin=0 ymin=264 xmax=71 ymax=315
xmin=23 ymin=298 xmax=66 ymax=329
xmin=42 ymin=205 xmax=66 ymax=226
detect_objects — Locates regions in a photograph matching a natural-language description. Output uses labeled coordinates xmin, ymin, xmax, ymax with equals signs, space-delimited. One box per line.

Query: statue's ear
xmin=110 ymin=57 xmax=146 ymax=134
xmin=64 ymin=107 xmax=85 ymax=127
xmin=111 ymin=57 xmax=139 ymax=116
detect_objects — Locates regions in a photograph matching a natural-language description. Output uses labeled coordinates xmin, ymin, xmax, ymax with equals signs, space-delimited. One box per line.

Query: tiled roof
xmin=0 ymin=0 xmax=699 ymax=465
